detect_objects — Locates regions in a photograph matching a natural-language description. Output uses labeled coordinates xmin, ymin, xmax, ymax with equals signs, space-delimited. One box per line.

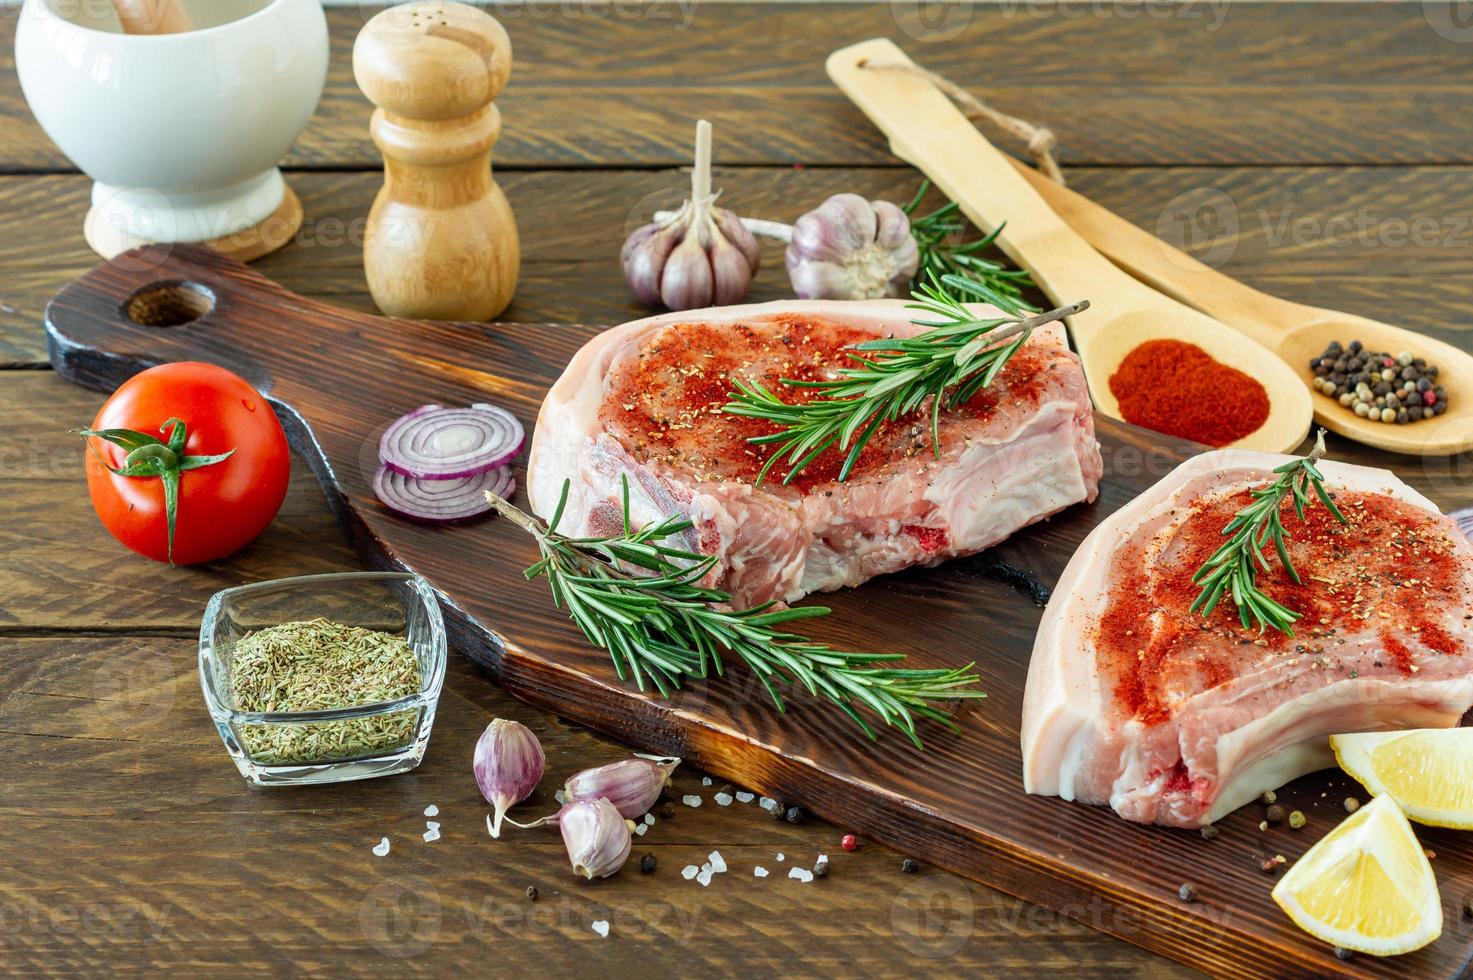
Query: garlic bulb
xmin=621 ymin=120 xmax=759 ymax=310
xmin=563 ymin=756 xmax=680 ymax=818
xmin=473 ymin=719 xmax=545 ymax=838
xmin=784 ymin=193 xmax=919 ymax=300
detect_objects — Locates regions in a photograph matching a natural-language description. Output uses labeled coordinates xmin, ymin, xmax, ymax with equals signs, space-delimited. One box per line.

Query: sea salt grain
xmin=702 ymin=776 xmax=713 ymax=786
xmin=372 ymin=837 xmax=391 ymax=857
xmin=788 ymin=867 xmax=814 ymax=883
xmin=753 ymin=866 xmax=769 ymax=878
xmin=591 ymin=920 xmax=610 ymax=938
xmin=735 ymin=791 xmax=755 ymax=804
xmin=635 ymin=823 xmax=648 ymax=837
xmin=681 ymin=865 xmax=699 ymax=880
xmin=643 ymin=813 xmax=655 ymax=826
xmin=423 ymin=825 xmax=441 ymax=843
xmin=776 ymin=852 xmax=785 ymax=862
xmin=696 ymin=867 xmax=714 ymax=887
xmin=714 ymin=792 xmax=734 ymax=807
xmin=759 ymin=797 xmax=779 ymax=812
xmin=424 ymin=805 xmax=439 ymax=817
xmin=682 ymin=795 xmax=702 ymax=808
xmin=708 ymin=850 xmax=727 ymax=873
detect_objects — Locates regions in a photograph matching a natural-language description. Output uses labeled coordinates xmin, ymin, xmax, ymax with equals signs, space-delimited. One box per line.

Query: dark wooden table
xmin=2 ymin=3 xmax=1471 ymax=975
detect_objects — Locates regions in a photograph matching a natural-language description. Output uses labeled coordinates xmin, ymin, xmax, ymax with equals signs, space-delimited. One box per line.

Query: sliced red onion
xmin=373 ymin=465 xmax=514 ymax=523
xmin=379 ymin=404 xmax=524 ymax=480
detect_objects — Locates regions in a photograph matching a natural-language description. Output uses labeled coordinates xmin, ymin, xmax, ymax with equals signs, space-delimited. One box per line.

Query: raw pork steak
xmin=1022 ymin=450 xmax=1473 ymax=827
xmin=527 ymin=299 xmax=1101 ymax=607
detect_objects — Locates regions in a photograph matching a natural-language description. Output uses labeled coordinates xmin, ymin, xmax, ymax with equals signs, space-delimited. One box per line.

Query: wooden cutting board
xmin=45 ymin=245 xmax=1473 ymax=978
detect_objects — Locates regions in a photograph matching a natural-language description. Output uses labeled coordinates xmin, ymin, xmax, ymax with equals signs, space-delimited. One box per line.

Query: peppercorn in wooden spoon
xmin=1006 ymin=158 xmax=1473 ymax=457
xmin=827 ymin=38 xmax=1314 ymax=453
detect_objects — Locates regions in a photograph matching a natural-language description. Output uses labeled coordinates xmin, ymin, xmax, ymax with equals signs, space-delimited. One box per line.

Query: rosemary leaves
xmin=486 ymin=481 xmax=983 ymax=748
xmin=724 ymin=275 xmax=1088 ymax=485
xmin=230 ymin=619 xmax=422 ymax=764
xmin=1190 ymin=430 xmax=1348 ymax=635
xmin=903 ymin=181 xmax=1035 ymax=306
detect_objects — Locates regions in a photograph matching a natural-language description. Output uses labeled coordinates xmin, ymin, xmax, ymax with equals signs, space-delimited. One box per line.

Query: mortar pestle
xmin=15 ymin=0 xmax=328 ymax=262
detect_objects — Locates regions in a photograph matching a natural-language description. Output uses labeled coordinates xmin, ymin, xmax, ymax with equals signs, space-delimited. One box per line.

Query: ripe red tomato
xmin=83 ymin=362 xmax=290 ymax=564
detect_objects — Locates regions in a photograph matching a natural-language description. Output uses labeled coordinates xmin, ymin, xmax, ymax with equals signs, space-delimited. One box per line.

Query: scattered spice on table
xmin=1199 ymin=825 xmax=1220 ymax=841
xmin=1265 ymin=803 xmax=1286 ymax=825
xmin=640 ymin=853 xmax=657 ymax=874
xmin=525 ymin=885 xmax=539 ymax=902
xmin=1108 ymin=339 xmax=1270 ymax=446
xmin=841 ymin=834 xmax=858 ymax=852
xmin=813 ymin=857 xmax=830 ymax=878
xmin=1310 ymin=339 xmax=1447 ymax=424
xmin=784 ymin=805 xmax=806 ymax=825
xmin=230 ymin=618 xmax=421 ymax=765
xmin=901 ymin=858 xmax=919 ymax=874
xmin=1288 ymin=810 xmax=1307 ymax=830
xmin=1177 ymin=882 xmax=1198 ymax=903
xmin=1260 ymin=790 xmax=1277 ymax=805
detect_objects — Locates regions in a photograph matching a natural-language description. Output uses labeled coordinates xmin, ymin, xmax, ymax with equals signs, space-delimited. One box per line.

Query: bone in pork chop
xmin=527 ymin=299 xmax=1101 ymax=607
xmin=1021 ymin=450 xmax=1473 ymax=828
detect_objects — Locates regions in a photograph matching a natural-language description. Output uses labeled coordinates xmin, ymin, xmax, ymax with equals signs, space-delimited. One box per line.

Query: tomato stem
xmin=75 ymin=418 xmax=236 ymax=564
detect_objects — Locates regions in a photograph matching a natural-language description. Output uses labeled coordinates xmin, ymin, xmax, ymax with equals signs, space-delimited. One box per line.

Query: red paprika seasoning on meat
xmin=1109 ymin=339 xmax=1270 ymax=446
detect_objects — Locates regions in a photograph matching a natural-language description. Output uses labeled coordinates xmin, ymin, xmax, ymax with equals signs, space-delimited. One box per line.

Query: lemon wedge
xmin=1331 ymin=728 xmax=1473 ymax=829
xmin=1272 ymin=794 xmax=1441 ymax=956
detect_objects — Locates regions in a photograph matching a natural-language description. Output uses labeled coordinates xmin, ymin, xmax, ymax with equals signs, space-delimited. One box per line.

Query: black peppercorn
xmin=1178 ymin=883 xmax=1198 ymax=903
xmin=813 ymin=858 xmax=830 ymax=878
xmin=770 ymin=801 xmax=788 ymax=821
xmin=1334 ymin=947 xmax=1354 ymax=961
xmin=660 ymin=802 xmax=676 ymax=819
xmin=784 ymin=805 xmax=805 ymax=824
xmin=526 ymin=885 xmax=538 ymax=901
xmin=1265 ymin=804 xmax=1286 ymax=824
xmin=640 ymin=853 xmax=657 ymax=874
xmin=901 ymin=858 xmax=919 ymax=874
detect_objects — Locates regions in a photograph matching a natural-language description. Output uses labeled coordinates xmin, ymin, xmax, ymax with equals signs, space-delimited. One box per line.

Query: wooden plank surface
xmin=2 ymin=165 xmax=1472 ymax=366
xmin=3 ymin=4 xmax=1473 ymax=171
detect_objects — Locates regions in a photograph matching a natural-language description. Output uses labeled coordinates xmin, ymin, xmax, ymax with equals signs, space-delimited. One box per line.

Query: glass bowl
xmin=199 ymin=571 xmax=446 ymax=786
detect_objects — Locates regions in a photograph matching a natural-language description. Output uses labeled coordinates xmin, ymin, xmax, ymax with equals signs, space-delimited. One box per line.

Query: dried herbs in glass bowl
xmin=199 ymin=572 xmax=446 ymax=786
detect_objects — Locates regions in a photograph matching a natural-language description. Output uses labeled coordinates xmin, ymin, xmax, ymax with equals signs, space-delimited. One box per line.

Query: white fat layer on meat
xmin=1022 ymin=448 xmax=1473 ymax=828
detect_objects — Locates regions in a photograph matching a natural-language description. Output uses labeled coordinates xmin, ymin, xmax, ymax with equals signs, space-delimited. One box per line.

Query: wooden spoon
xmin=828 ymin=39 xmax=1312 ymax=453
xmin=1006 ymin=158 xmax=1473 ymax=457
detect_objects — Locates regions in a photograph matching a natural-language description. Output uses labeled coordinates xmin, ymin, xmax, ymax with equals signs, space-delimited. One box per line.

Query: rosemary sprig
xmin=724 ymin=275 xmax=1088 ymax=485
xmin=1190 ymin=430 xmax=1348 ymax=635
xmin=903 ymin=181 xmax=1035 ymax=307
xmin=486 ymin=480 xmax=984 ymax=748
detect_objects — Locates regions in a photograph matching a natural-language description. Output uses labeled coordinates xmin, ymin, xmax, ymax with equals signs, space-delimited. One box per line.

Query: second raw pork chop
xmin=1022 ymin=450 xmax=1473 ymax=827
xmin=527 ymin=299 xmax=1101 ymax=606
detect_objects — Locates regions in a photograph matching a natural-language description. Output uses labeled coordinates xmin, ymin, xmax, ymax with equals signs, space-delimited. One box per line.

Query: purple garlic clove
xmin=709 ymin=233 xmax=754 ymax=306
xmin=622 ymin=220 xmax=683 ymax=307
xmin=557 ymin=799 xmax=634 ymax=879
xmin=473 ymin=718 xmax=545 ymax=838
xmin=563 ymin=756 xmax=681 ymax=818
xmin=713 ymin=207 xmax=761 ymax=272
xmin=660 ymin=232 xmax=715 ymax=310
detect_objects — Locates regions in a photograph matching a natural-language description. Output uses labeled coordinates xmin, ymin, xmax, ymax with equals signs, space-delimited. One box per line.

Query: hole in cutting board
xmin=124 ymin=281 xmax=216 ymax=327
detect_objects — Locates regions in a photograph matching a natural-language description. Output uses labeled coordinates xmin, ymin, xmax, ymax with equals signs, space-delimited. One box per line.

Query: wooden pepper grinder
xmin=353 ymin=1 xmax=520 ymax=321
